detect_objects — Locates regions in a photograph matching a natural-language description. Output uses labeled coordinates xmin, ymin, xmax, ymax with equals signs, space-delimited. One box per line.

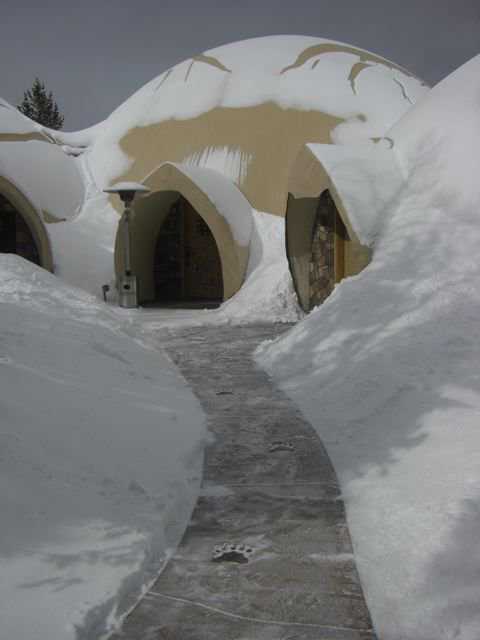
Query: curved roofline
xmin=145 ymin=163 xmax=250 ymax=300
xmin=287 ymin=145 xmax=362 ymax=245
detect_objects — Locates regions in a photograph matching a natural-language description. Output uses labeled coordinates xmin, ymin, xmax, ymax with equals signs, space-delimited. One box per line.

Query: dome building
xmin=0 ymin=36 xmax=428 ymax=309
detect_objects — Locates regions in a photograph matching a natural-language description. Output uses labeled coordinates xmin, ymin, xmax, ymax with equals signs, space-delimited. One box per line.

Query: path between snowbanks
xmin=109 ymin=324 xmax=375 ymax=640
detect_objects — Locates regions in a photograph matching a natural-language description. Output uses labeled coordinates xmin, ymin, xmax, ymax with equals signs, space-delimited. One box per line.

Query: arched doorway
xmin=153 ymin=196 xmax=223 ymax=305
xmin=0 ymin=192 xmax=40 ymax=265
xmin=309 ymin=190 xmax=347 ymax=308
xmin=286 ymin=145 xmax=373 ymax=312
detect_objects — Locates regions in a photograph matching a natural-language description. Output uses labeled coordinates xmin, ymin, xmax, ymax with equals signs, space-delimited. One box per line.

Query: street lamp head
xmin=104 ymin=181 xmax=150 ymax=204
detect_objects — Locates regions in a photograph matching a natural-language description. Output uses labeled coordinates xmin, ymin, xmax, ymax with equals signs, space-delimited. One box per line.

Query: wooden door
xmin=183 ymin=200 xmax=223 ymax=301
xmin=153 ymin=200 xmax=184 ymax=301
xmin=154 ymin=197 xmax=223 ymax=302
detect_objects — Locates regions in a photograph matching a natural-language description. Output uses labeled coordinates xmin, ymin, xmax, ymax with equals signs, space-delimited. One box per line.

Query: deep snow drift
xmin=0 ymin=256 xmax=207 ymax=640
xmin=258 ymin=55 xmax=480 ymax=639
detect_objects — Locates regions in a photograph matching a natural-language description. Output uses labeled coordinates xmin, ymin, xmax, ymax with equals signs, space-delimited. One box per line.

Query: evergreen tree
xmin=17 ymin=78 xmax=64 ymax=130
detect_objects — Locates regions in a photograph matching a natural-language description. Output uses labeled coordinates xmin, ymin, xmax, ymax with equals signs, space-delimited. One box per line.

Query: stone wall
xmin=309 ymin=191 xmax=335 ymax=309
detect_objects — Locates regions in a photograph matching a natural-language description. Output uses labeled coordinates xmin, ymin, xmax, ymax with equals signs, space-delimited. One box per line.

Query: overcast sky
xmin=1 ymin=0 xmax=479 ymax=130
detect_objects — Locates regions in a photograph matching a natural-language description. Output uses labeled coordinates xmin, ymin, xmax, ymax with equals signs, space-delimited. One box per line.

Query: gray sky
xmin=1 ymin=0 xmax=479 ymax=130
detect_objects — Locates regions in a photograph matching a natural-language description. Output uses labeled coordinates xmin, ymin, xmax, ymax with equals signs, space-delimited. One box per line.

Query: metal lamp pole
xmin=104 ymin=182 xmax=150 ymax=308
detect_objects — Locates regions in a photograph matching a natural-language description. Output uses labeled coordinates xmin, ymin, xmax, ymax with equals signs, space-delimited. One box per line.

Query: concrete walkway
xmin=111 ymin=324 xmax=376 ymax=640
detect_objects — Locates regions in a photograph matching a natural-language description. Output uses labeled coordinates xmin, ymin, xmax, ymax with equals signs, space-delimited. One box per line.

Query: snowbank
xmin=0 ymin=255 xmax=207 ymax=640
xmin=217 ymin=210 xmax=300 ymax=323
xmin=258 ymin=55 xmax=480 ymax=640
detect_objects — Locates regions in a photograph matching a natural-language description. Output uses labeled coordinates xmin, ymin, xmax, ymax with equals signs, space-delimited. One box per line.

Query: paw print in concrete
xmin=212 ymin=542 xmax=254 ymax=564
xmin=269 ymin=440 xmax=294 ymax=452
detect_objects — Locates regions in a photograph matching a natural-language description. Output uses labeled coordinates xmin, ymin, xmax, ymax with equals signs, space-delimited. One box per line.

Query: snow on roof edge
xmin=306 ymin=142 xmax=404 ymax=246
xmin=146 ymin=162 xmax=254 ymax=247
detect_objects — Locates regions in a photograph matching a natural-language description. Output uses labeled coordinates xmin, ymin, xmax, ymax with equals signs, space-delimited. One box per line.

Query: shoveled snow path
xmin=110 ymin=324 xmax=375 ymax=640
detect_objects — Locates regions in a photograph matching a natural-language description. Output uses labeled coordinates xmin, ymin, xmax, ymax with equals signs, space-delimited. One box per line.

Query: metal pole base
xmin=118 ymin=274 xmax=138 ymax=308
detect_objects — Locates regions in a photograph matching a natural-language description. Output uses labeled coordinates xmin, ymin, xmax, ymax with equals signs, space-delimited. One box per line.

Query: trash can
xmin=118 ymin=273 xmax=138 ymax=308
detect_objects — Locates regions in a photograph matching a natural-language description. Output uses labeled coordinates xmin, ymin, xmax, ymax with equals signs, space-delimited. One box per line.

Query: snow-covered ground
xmin=258 ymin=55 xmax=480 ymax=640
xmin=0 ymin=255 xmax=207 ymax=640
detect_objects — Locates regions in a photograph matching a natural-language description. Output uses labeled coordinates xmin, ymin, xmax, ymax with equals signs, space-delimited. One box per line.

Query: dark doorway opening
xmin=0 ymin=193 xmax=40 ymax=265
xmin=153 ymin=196 xmax=223 ymax=306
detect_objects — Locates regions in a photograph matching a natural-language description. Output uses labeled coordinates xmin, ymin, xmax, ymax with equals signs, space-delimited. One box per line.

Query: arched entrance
xmin=285 ymin=188 xmax=350 ymax=312
xmin=286 ymin=144 xmax=375 ymax=312
xmin=309 ymin=190 xmax=347 ymax=308
xmin=114 ymin=163 xmax=252 ymax=304
xmin=153 ymin=195 xmax=223 ymax=305
xmin=0 ymin=192 xmax=40 ymax=265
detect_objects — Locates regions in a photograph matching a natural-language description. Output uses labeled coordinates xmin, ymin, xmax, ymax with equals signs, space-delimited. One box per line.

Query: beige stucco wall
xmin=0 ymin=176 xmax=53 ymax=271
xmin=115 ymin=104 xmax=344 ymax=217
xmin=114 ymin=164 xmax=249 ymax=303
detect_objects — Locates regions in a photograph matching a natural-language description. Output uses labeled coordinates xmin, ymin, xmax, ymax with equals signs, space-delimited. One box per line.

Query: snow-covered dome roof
xmin=58 ymin=35 xmax=428 ymax=216
xmin=0 ymin=98 xmax=43 ymax=137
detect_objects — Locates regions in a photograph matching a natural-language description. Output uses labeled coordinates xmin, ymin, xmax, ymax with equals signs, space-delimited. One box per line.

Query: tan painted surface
xmin=280 ymin=42 xmax=419 ymax=78
xmin=191 ymin=54 xmax=232 ymax=74
xmin=117 ymin=104 xmax=344 ymax=217
xmin=0 ymin=176 xmax=53 ymax=271
xmin=110 ymin=40 xmax=423 ymax=221
xmin=115 ymin=164 xmax=249 ymax=303
xmin=0 ymin=132 xmax=51 ymax=143
xmin=42 ymin=209 xmax=67 ymax=224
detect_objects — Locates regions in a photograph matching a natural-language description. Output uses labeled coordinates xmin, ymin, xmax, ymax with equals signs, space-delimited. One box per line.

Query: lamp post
xmin=104 ymin=181 xmax=150 ymax=308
